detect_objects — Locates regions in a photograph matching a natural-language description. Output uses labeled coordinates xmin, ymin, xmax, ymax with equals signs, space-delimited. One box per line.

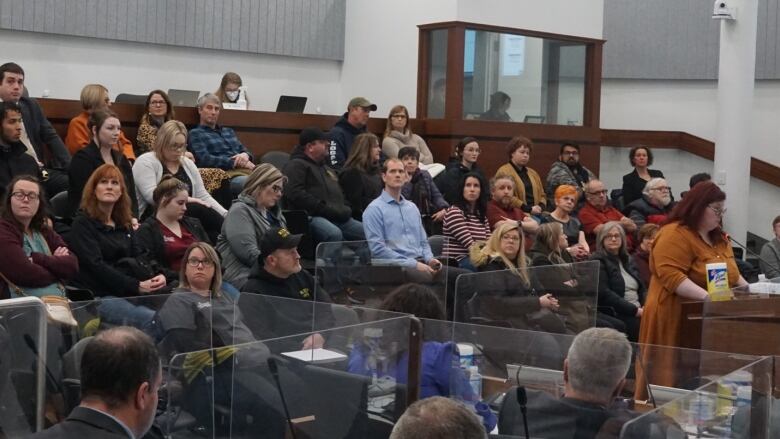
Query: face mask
xmin=226 ymin=91 xmax=239 ymax=101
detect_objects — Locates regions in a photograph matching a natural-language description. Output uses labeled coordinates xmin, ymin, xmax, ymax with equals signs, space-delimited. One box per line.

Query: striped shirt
xmin=443 ymin=206 xmax=491 ymax=261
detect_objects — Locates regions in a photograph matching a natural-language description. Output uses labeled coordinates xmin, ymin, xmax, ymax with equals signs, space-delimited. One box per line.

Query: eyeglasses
xmin=187 ymin=257 xmax=214 ymax=268
xmin=562 ymin=151 xmax=579 ymax=156
xmin=168 ymin=143 xmax=186 ymax=151
xmin=708 ymin=205 xmax=727 ymax=216
xmin=587 ymin=189 xmax=608 ymax=196
xmin=11 ymin=191 xmax=39 ymax=201
xmin=605 ymin=234 xmax=622 ymax=241
xmin=149 ymin=100 xmax=167 ymax=106
xmin=650 ymin=186 xmax=671 ymax=192
xmin=391 ymin=114 xmax=407 ymax=119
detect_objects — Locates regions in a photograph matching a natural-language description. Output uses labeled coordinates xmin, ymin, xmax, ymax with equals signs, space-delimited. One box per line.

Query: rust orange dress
xmin=636 ymin=222 xmax=740 ymax=394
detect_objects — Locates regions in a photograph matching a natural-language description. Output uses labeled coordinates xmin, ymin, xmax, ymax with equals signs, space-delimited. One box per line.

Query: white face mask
xmin=226 ymin=91 xmax=239 ymax=101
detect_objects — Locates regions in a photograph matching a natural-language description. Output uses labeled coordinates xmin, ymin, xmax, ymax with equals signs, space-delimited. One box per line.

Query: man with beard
xmin=579 ymin=179 xmax=637 ymax=250
xmin=486 ymin=174 xmax=539 ymax=236
xmin=545 ymin=143 xmax=596 ymax=203
xmin=624 ymin=178 xmax=676 ymax=228
xmin=0 ymin=101 xmax=41 ymax=200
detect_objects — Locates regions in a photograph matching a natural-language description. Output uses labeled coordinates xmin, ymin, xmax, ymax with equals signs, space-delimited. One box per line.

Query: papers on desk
xmin=282 ymin=348 xmax=347 ymax=363
xmin=747 ymin=282 xmax=780 ymax=294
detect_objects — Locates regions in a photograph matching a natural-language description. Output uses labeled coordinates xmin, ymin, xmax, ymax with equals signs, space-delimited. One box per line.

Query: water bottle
xmin=468 ymin=366 xmax=482 ymax=404
xmin=364 ymin=327 xmax=384 ymax=381
xmin=236 ymin=86 xmax=248 ymax=109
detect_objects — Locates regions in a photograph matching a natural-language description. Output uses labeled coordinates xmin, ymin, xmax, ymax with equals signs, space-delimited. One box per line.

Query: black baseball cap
xmin=299 ymin=127 xmax=330 ymax=146
xmin=260 ymin=227 xmax=303 ymax=260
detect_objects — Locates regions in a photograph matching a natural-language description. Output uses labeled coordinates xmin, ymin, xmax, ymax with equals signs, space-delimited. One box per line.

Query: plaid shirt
xmin=188 ymin=124 xmax=252 ymax=170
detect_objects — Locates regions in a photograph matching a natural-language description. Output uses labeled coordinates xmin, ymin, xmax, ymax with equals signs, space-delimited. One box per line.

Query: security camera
xmin=713 ymin=0 xmax=736 ymax=20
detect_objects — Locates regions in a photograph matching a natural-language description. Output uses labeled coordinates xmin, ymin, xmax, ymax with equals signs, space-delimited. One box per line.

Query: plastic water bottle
xmin=468 ymin=366 xmax=482 ymax=404
xmin=458 ymin=343 xmax=475 ymax=369
xmin=236 ymin=86 xmax=248 ymax=109
xmin=364 ymin=327 xmax=384 ymax=381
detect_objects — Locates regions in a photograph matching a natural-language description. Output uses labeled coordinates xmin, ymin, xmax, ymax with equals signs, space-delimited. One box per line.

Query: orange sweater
xmin=64 ymin=111 xmax=135 ymax=161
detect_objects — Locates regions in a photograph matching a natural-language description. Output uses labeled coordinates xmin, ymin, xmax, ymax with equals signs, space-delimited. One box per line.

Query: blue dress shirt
xmin=362 ymin=190 xmax=433 ymax=267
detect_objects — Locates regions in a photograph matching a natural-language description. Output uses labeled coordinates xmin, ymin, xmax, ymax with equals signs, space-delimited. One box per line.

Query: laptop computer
xmin=167 ymin=89 xmax=200 ymax=107
xmin=276 ymin=95 xmax=307 ymax=113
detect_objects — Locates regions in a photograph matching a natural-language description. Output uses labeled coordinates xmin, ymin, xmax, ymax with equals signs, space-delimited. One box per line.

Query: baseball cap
xmin=260 ymin=227 xmax=303 ymax=260
xmin=299 ymin=126 xmax=330 ymax=146
xmin=348 ymin=97 xmax=377 ymax=111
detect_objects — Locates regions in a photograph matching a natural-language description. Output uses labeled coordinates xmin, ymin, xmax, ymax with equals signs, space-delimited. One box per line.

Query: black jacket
xmin=282 ymin=145 xmax=351 ymax=222
xmin=621 ymin=168 xmax=664 ymax=206
xmin=18 ymin=96 xmax=71 ymax=169
xmin=433 ymin=160 xmax=484 ymax=204
xmin=31 ymin=406 xmax=132 ymax=438
xmin=590 ymin=250 xmax=645 ymax=317
xmin=67 ymin=213 xmax=146 ymax=296
xmin=135 ymin=216 xmax=209 ymax=281
xmin=0 ymin=140 xmax=41 ymax=200
xmin=242 ymin=265 xmax=335 ymax=344
xmin=338 ymin=166 xmax=382 ymax=220
xmin=328 ymin=113 xmax=366 ymax=168
xmin=67 ymin=142 xmax=138 ymax=218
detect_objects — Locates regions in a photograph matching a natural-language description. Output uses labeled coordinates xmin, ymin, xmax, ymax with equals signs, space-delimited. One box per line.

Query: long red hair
xmin=664 ymin=181 xmax=726 ymax=243
xmin=80 ymin=164 xmax=134 ymax=229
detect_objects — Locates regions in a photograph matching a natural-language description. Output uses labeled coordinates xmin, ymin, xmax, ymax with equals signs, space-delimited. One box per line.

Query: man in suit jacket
xmin=499 ymin=327 xmax=634 ymax=438
xmin=0 ymin=62 xmax=70 ymax=197
xmin=32 ymin=327 xmax=161 ymax=439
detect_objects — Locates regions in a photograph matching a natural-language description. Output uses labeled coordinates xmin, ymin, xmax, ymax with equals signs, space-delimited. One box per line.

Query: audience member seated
xmin=391 ymin=396 xmax=488 ymax=439
xmin=479 ymin=91 xmax=512 ymax=122
xmin=443 ymin=173 xmax=491 ymax=270
xmin=65 ymin=83 xmax=135 ymax=160
xmin=349 ymin=284 xmax=495 ymax=430
xmin=624 ymin=178 xmax=675 ymax=228
xmin=284 ymin=127 xmax=364 ymax=246
xmin=541 ymin=185 xmax=589 ymax=261
xmin=243 ymin=227 xmax=333 ymax=347
xmin=68 ymin=109 xmax=138 ymax=219
xmin=0 ymin=176 xmax=78 ymax=298
xmin=621 ymin=146 xmax=664 ymax=207
xmin=760 ymin=215 xmax=780 ymax=279
xmin=680 ymin=172 xmax=711 ymax=198
xmin=133 ymin=120 xmax=226 ymax=242
xmin=135 ymin=89 xmax=176 ymax=156
xmin=399 ymin=146 xmax=448 ymax=235
xmin=435 ymin=137 xmax=484 ymax=204
xmin=545 ymin=143 xmax=595 ymax=204
xmin=215 ymin=71 xmax=248 ymax=109
xmin=0 ymin=63 xmax=69 ymax=196
xmin=631 ymin=223 xmax=659 ymax=287
xmin=0 ymin=101 xmax=41 ymax=200
xmin=499 ymin=328 xmax=637 ymax=438
xmin=328 ymin=97 xmax=376 ymax=168
xmin=31 ymin=327 xmax=161 ymax=439
xmin=68 ymin=164 xmax=167 ymax=327
xmin=339 ymin=133 xmax=382 ymax=220
xmin=217 ymin=163 xmax=287 ymax=290
xmin=155 ymin=242 xmax=285 ymax=438
xmin=590 ymin=222 xmax=645 ymax=342
xmin=494 ymin=136 xmax=547 ymax=216
xmin=382 ymin=105 xmax=443 ymax=176
xmin=469 ymin=222 xmax=562 ymax=330
xmin=135 ymin=176 xmax=209 ymax=282
xmin=579 ymin=179 xmax=636 ymax=251
xmin=529 ymin=223 xmax=573 ymax=268
xmin=486 ymin=173 xmax=540 ymax=236
xmin=638 ymin=182 xmax=747 ymax=390
xmin=187 ymin=93 xmax=255 ymax=196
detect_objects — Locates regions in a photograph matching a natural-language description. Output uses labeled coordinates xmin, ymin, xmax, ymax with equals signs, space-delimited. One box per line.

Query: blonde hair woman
xmin=216 ymin=163 xmax=288 ymax=289
xmin=65 ymin=83 xmax=135 ymax=160
xmin=132 ymin=120 xmax=226 ymax=242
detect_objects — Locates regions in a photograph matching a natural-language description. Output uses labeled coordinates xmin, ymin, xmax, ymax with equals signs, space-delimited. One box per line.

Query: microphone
xmin=728 ymin=235 xmax=780 ymax=278
xmin=267 ymin=357 xmax=298 ymax=439
xmin=516 ymin=386 xmax=530 ymax=439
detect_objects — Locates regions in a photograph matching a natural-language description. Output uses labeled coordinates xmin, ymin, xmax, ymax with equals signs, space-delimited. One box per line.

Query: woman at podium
xmin=637 ymin=181 xmax=747 ymax=389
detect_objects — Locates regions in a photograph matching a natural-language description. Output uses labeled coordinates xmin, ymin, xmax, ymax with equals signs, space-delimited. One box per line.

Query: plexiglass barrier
xmin=452 ymin=262 xmax=599 ymax=334
xmin=166 ymin=315 xmax=417 ymax=438
xmin=315 ymin=239 xmax=458 ymax=316
xmin=620 ymin=357 xmax=773 ymax=438
xmin=0 ymin=297 xmax=48 ymax=435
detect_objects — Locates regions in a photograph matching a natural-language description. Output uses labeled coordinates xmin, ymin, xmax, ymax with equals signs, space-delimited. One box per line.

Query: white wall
xmin=0 ymin=29 xmax=344 ymax=114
